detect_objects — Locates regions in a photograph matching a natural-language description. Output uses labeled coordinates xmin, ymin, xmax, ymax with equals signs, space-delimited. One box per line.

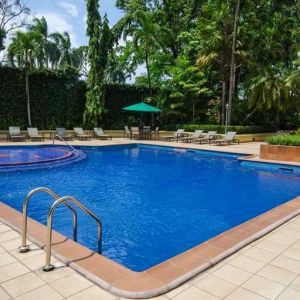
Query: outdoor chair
xmin=162 ymin=129 xmax=186 ymax=142
xmin=182 ymin=130 xmax=204 ymax=143
xmin=131 ymin=127 xmax=140 ymax=140
xmin=210 ymin=131 xmax=239 ymax=145
xmin=94 ymin=128 xmax=112 ymax=140
xmin=124 ymin=126 xmax=131 ymax=139
xmin=27 ymin=128 xmax=43 ymax=141
xmin=55 ymin=128 xmax=73 ymax=141
xmin=150 ymin=127 xmax=160 ymax=140
xmin=8 ymin=127 xmax=25 ymax=142
xmin=74 ymin=128 xmax=90 ymax=140
xmin=194 ymin=131 xmax=217 ymax=144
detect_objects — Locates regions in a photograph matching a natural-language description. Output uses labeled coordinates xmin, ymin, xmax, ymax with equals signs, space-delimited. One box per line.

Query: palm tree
xmin=28 ymin=17 xmax=49 ymax=68
xmin=248 ymin=66 xmax=292 ymax=126
xmin=49 ymin=32 xmax=72 ymax=69
xmin=130 ymin=10 xmax=158 ymax=91
xmin=70 ymin=46 xmax=89 ymax=77
xmin=8 ymin=31 xmax=41 ymax=126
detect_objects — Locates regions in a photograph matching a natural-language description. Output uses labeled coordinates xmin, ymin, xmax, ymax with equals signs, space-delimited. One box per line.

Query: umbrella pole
xmin=140 ymin=112 xmax=143 ymax=139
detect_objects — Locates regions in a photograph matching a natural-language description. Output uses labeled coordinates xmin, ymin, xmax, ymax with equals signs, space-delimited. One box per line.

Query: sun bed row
xmin=7 ymin=127 xmax=112 ymax=142
xmin=6 ymin=127 xmax=239 ymax=145
xmin=162 ymin=129 xmax=240 ymax=145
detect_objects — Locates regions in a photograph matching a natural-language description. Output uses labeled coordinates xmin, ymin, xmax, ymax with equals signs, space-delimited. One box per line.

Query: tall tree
xmin=0 ymin=0 xmax=30 ymax=51
xmin=49 ymin=31 xmax=72 ymax=68
xmin=8 ymin=31 xmax=41 ymax=125
xmin=131 ymin=10 xmax=157 ymax=91
xmin=84 ymin=0 xmax=112 ymax=126
xmin=227 ymin=0 xmax=240 ymax=124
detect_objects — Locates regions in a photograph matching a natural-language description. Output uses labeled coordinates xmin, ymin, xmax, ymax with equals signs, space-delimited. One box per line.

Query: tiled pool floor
xmin=0 ymin=216 xmax=300 ymax=300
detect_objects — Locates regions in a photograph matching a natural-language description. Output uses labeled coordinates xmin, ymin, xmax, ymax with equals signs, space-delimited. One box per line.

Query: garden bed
xmin=260 ymin=144 xmax=300 ymax=163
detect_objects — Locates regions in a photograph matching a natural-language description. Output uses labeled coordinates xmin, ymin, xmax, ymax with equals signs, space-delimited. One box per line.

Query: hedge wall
xmin=0 ymin=67 xmax=150 ymax=129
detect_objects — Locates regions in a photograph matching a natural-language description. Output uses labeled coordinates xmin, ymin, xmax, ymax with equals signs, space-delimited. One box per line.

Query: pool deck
xmin=1 ymin=213 xmax=300 ymax=300
xmin=0 ymin=139 xmax=300 ymax=299
xmin=1 ymin=138 xmax=262 ymax=155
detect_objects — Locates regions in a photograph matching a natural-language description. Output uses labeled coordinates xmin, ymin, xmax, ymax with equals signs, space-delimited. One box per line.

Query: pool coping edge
xmin=0 ymin=198 xmax=299 ymax=299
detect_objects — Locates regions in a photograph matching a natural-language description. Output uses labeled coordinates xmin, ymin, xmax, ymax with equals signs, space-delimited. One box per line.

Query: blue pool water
xmin=0 ymin=144 xmax=300 ymax=271
xmin=0 ymin=146 xmax=85 ymax=171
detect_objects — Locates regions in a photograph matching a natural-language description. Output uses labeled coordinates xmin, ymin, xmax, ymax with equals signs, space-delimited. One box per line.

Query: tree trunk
xmin=24 ymin=49 xmax=32 ymax=126
xmin=25 ymin=68 xmax=32 ymax=126
xmin=221 ymin=81 xmax=226 ymax=125
xmin=227 ymin=0 xmax=240 ymax=125
xmin=145 ymin=49 xmax=152 ymax=93
xmin=192 ymin=98 xmax=195 ymax=123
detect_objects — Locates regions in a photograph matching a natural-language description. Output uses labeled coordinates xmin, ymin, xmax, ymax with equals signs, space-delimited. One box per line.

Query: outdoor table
xmin=141 ymin=126 xmax=151 ymax=140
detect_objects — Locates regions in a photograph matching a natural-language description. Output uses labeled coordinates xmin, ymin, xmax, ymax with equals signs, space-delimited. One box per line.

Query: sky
xmin=26 ymin=0 xmax=124 ymax=47
xmin=1 ymin=1 xmax=145 ymax=79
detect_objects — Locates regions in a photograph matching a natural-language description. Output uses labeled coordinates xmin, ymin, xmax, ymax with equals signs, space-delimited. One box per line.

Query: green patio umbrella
xmin=122 ymin=102 xmax=161 ymax=132
xmin=122 ymin=102 xmax=161 ymax=113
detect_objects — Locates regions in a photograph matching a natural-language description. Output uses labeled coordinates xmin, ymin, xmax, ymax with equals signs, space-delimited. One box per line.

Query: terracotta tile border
xmin=238 ymin=153 xmax=300 ymax=167
xmin=0 ymin=197 xmax=299 ymax=298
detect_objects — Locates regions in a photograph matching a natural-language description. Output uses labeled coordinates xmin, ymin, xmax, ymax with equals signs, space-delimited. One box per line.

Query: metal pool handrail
xmin=43 ymin=195 xmax=102 ymax=272
xmin=19 ymin=187 xmax=78 ymax=253
xmin=53 ymin=134 xmax=77 ymax=153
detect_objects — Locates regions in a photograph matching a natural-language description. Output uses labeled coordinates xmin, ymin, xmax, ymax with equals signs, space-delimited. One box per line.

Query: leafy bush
xmin=164 ymin=124 xmax=274 ymax=134
xmin=267 ymin=135 xmax=300 ymax=146
xmin=296 ymin=128 xmax=300 ymax=135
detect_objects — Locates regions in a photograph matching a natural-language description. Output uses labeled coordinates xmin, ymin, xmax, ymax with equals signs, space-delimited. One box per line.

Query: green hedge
xmin=164 ymin=124 xmax=274 ymax=134
xmin=0 ymin=67 xmax=150 ymax=129
xmin=267 ymin=134 xmax=300 ymax=146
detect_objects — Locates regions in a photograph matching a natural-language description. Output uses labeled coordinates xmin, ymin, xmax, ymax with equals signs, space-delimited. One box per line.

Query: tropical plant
xmin=267 ymin=134 xmax=300 ymax=146
xmin=84 ymin=0 xmax=112 ymax=126
xmin=7 ymin=30 xmax=41 ymax=125
xmin=49 ymin=31 xmax=72 ymax=69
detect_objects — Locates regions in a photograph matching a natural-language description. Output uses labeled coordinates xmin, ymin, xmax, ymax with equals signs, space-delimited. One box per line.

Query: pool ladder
xmin=19 ymin=187 xmax=102 ymax=272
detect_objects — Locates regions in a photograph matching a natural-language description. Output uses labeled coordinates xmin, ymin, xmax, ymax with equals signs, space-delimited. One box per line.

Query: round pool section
xmin=0 ymin=146 xmax=86 ymax=171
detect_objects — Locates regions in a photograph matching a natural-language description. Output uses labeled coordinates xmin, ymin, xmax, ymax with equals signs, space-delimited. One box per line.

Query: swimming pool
xmin=1 ymin=144 xmax=300 ymax=271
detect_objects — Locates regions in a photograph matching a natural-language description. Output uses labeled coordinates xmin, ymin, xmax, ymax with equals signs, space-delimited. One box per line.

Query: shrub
xmin=164 ymin=124 xmax=274 ymax=134
xmin=296 ymin=128 xmax=300 ymax=135
xmin=266 ymin=134 xmax=300 ymax=146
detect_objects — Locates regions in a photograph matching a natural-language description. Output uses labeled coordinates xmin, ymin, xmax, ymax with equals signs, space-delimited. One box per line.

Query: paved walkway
xmin=0 ymin=139 xmax=263 ymax=155
xmin=0 ymin=216 xmax=300 ymax=300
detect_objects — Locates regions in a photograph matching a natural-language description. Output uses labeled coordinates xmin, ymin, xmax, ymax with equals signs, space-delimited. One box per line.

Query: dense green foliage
xmin=1 ymin=0 xmax=300 ymax=130
xmin=164 ymin=124 xmax=272 ymax=134
xmin=114 ymin=0 xmax=300 ymax=127
xmin=7 ymin=17 xmax=85 ymax=72
xmin=84 ymin=0 xmax=112 ymax=126
xmin=267 ymin=135 xmax=300 ymax=146
xmin=0 ymin=67 xmax=150 ymax=129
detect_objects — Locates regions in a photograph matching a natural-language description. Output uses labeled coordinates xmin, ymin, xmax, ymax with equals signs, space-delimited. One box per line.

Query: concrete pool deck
xmin=1 ymin=215 xmax=300 ymax=300
xmin=0 ymin=140 xmax=300 ymax=299
xmin=0 ymin=138 xmax=263 ymax=156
